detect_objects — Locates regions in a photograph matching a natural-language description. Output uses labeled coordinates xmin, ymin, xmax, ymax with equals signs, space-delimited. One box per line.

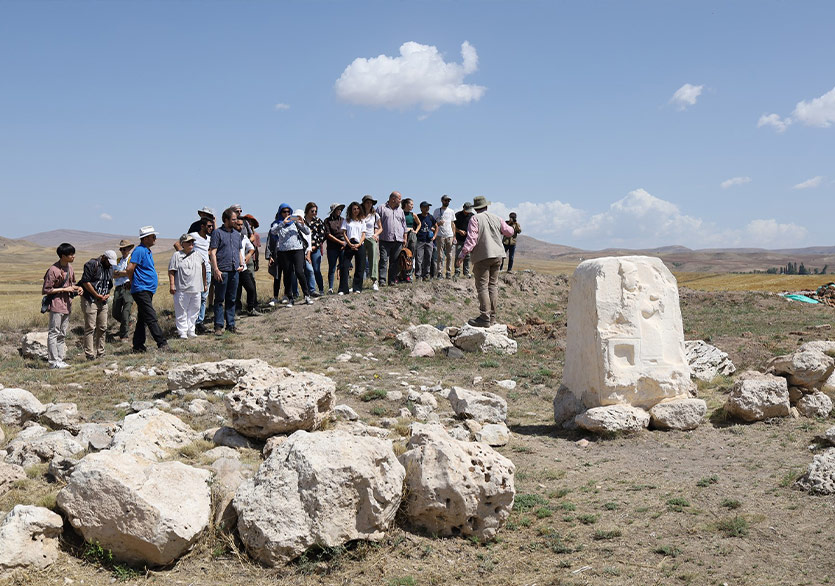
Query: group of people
xmin=40 ymin=194 xmax=521 ymax=368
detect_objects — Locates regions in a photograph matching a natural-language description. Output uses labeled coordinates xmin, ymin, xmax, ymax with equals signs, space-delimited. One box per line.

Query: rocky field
xmin=1 ymin=271 xmax=834 ymax=585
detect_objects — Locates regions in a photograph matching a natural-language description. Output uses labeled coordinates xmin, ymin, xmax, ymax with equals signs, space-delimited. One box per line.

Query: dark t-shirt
xmin=79 ymin=258 xmax=113 ymax=302
xmin=454 ymin=211 xmax=473 ymax=244
xmin=417 ymin=213 xmax=437 ymax=242
xmin=209 ymin=226 xmax=243 ymax=272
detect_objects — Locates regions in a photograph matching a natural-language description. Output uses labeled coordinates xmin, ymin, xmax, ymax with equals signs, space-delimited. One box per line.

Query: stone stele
xmin=559 ymin=256 xmax=695 ymax=412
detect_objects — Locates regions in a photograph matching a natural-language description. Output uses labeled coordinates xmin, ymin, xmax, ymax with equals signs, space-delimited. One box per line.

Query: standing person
xmin=415 ymin=201 xmax=438 ymax=280
xmin=189 ymin=217 xmax=214 ymax=334
xmin=376 ymin=191 xmax=407 ymax=286
xmin=78 ymin=249 xmax=116 ymax=360
xmin=169 ymin=234 xmax=207 ymax=338
xmin=41 ymin=243 xmax=83 ymax=368
xmin=111 ymin=239 xmax=135 ymax=340
xmin=339 ymin=201 xmax=366 ymax=294
xmin=128 ymin=226 xmax=170 ymax=352
xmin=323 ymin=203 xmax=346 ymax=294
xmin=432 ymin=194 xmax=456 ymax=279
xmin=176 ymin=207 xmax=215 ymax=251
xmin=499 ymin=212 xmax=522 ymax=272
xmin=454 ymin=202 xmax=474 ymax=277
xmin=235 ymin=215 xmax=260 ymax=316
xmin=361 ymin=195 xmax=382 ymax=291
xmin=304 ymin=202 xmax=326 ymax=296
xmin=456 ymin=196 xmax=516 ymax=327
xmin=209 ymin=207 xmax=244 ymax=335
xmin=271 ymin=203 xmax=314 ymax=306
xmin=401 ymin=198 xmax=421 ymax=283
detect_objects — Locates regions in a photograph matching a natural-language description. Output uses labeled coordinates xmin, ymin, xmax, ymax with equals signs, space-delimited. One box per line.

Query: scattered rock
xmin=234 ymin=430 xmax=405 ymax=566
xmin=262 ymin=435 xmax=287 ymax=458
xmin=475 ymin=423 xmax=510 ymax=446
xmin=386 ymin=390 xmax=403 ymax=402
xmin=18 ymin=332 xmax=49 ymax=362
xmin=335 ymin=353 xmax=352 ymax=362
xmin=203 ymin=446 xmax=239 ymax=461
xmin=553 ymin=386 xmax=584 ymax=427
xmin=203 ymin=426 xmax=256 ymax=449
xmin=209 ymin=457 xmax=245 ymax=530
xmin=410 ymin=341 xmax=436 ymax=358
xmin=453 ymin=324 xmax=517 ymax=355
xmin=768 ymin=348 xmax=835 ymax=389
xmin=447 ymin=425 xmax=471 ymax=441
xmin=448 ymin=387 xmax=507 ymax=424
xmin=167 ymin=358 xmax=270 ymax=390
xmin=0 ymin=505 xmax=64 ymax=576
xmin=57 ymin=450 xmax=212 ymax=565
xmin=575 ymin=405 xmax=650 ymax=434
xmin=75 ymin=423 xmax=116 ymax=452
xmin=5 ymin=429 xmax=84 ymax=468
xmin=396 ymin=324 xmax=453 ymax=353
xmin=188 ymin=399 xmax=212 ymax=416
xmin=495 ymin=379 xmax=517 ymax=390
xmin=399 ymin=423 xmax=515 ymax=541
xmin=40 ymin=403 xmax=81 ymax=433
xmin=332 ymin=405 xmax=359 ymax=421
xmin=129 ymin=400 xmax=155 ymax=413
xmin=825 ymin=426 xmax=835 ymax=446
xmin=444 ymin=346 xmax=466 ymax=359
xmin=797 ymin=448 xmax=835 ymax=495
xmin=0 ymin=388 xmax=46 ymax=426
xmin=649 ymin=398 xmax=707 ymax=431
xmin=0 ymin=462 xmax=26 ymax=496
xmin=47 ymin=456 xmax=77 ymax=483
xmin=109 ymin=409 xmax=199 ymax=461
xmin=684 ymin=340 xmax=736 ymax=381
xmin=796 ymin=391 xmax=833 ymax=418
xmin=724 ymin=371 xmax=790 ymax=422
xmin=575 ymin=438 xmax=590 ymax=448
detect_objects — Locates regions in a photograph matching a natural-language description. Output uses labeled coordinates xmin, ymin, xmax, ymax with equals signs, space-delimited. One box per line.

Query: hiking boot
xmin=214 ymin=327 xmax=225 ymax=336
xmin=195 ymin=323 xmax=207 ymax=335
xmin=467 ymin=316 xmax=492 ymax=328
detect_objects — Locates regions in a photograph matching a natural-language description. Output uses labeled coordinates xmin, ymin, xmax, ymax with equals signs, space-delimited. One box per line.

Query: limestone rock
xmin=445 ymin=346 xmax=466 ymax=359
xmin=553 ymin=386 xmax=583 ymax=427
xmin=796 ymin=391 xmax=833 ymax=418
xmin=167 ymin=358 xmax=271 ymax=390
xmin=47 ymin=456 xmax=77 ymax=483
xmin=0 ymin=462 xmax=26 ymax=496
xmin=40 ymin=402 xmax=80 ymax=433
xmin=410 ymin=341 xmax=436 ymax=357
xmin=448 ymin=387 xmax=507 ymax=424
xmin=0 ymin=388 xmax=46 ymax=426
xmin=224 ymin=367 xmax=336 ymax=439
xmin=396 ymin=324 xmax=452 ymax=352
xmin=724 ymin=371 xmax=790 ymax=422
xmin=649 ymin=398 xmax=707 ymax=431
xmin=18 ymin=332 xmax=49 ymax=361
xmin=109 ymin=409 xmax=199 ymax=461
xmin=789 ymin=386 xmax=805 ymax=405
xmin=0 ymin=505 xmax=64 ymax=576
xmin=209 ymin=457 xmax=245 ymax=530
xmin=560 ymin=256 xmax=695 ymax=410
xmin=75 ymin=422 xmax=116 ymax=452
xmin=399 ymin=423 xmax=515 ymax=540
xmin=5 ymin=429 xmax=84 ymax=468
xmin=475 ymin=423 xmax=510 ymax=446
xmin=453 ymin=324 xmax=517 ymax=355
xmin=495 ymin=379 xmax=517 ymax=390
xmin=768 ymin=349 xmax=835 ymax=389
xmin=187 ymin=399 xmax=211 ymax=416
xmin=797 ymin=448 xmax=835 ymax=495
xmin=203 ymin=426 xmax=256 ymax=449
xmin=57 ymin=450 xmax=211 ymax=565
xmin=332 ymin=404 xmax=359 ymax=421
xmin=262 ymin=435 xmax=286 ymax=458
xmin=203 ymin=446 xmax=239 ymax=461
xmin=575 ymin=404 xmax=650 ymax=433
xmin=822 ymin=370 xmax=835 ymax=394
xmin=234 ymin=430 xmax=405 ymax=566
xmin=448 ymin=425 xmax=471 ymax=441
xmin=684 ymin=340 xmax=736 ymax=381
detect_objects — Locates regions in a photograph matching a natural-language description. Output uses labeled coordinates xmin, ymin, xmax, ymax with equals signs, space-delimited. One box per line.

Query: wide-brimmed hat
xmin=197 ymin=207 xmax=215 ymax=218
xmin=231 ymin=203 xmax=243 ymax=212
xmin=462 ymin=202 xmax=473 ymax=211
xmin=472 ymin=195 xmax=490 ymax=209
xmin=241 ymin=213 xmax=259 ymax=228
xmin=138 ymin=226 xmax=157 ymax=239
xmin=362 ymin=194 xmax=377 ymax=205
xmin=118 ymin=239 xmax=134 ymax=250
xmin=103 ymin=250 xmax=118 ymax=265
xmin=329 ymin=203 xmax=345 ymax=214
xmin=179 ymin=233 xmax=195 ymax=243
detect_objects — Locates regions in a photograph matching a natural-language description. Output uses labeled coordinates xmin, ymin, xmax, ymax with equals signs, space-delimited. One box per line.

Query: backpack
xmin=398 ymin=247 xmax=413 ymax=277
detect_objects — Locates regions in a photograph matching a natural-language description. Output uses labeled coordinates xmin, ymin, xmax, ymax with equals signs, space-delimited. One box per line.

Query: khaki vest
xmin=470 ymin=211 xmax=506 ymax=264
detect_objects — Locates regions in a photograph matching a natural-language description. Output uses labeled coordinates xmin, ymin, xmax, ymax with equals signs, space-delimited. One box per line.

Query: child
xmin=42 ymin=243 xmax=83 ymax=368
xmin=168 ymin=234 xmax=208 ymax=338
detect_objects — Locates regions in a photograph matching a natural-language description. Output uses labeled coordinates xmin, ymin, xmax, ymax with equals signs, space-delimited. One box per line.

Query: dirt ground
xmin=1 ymin=270 xmax=834 ymax=586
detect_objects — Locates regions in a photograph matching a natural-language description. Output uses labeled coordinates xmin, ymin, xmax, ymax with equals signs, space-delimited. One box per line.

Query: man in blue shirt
xmin=127 ymin=226 xmax=170 ymax=353
xmin=209 ymin=206 xmax=244 ymax=335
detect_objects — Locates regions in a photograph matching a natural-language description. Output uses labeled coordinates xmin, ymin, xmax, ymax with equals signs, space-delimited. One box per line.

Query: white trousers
xmin=174 ymin=291 xmax=201 ymax=337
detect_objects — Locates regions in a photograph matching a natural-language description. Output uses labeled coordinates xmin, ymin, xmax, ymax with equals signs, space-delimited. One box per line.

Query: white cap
xmin=138 ymin=225 xmax=158 ymax=238
xmin=104 ymin=250 xmax=118 ymax=265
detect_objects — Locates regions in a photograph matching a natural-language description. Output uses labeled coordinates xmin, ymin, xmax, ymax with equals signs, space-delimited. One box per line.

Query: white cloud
xmin=274 ymin=103 xmax=290 ymax=111
xmin=744 ymin=219 xmax=807 ymax=246
xmin=793 ymin=176 xmax=823 ymax=190
xmin=758 ymin=85 xmax=835 ymax=131
xmin=100 ymin=213 xmax=112 ymax=221
xmin=335 ymin=41 xmax=486 ymax=111
xmin=670 ymin=83 xmax=703 ymax=110
xmin=757 ymin=113 xmax=791 ymax=133
xmin=720 ymin=176 xmax=752 ymax=189
xmin=488 ymin=199 xmax=585 ymax=239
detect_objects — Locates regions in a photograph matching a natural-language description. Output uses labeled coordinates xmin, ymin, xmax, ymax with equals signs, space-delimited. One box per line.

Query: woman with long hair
xmin=339 ymin=201 xmax=367 ymax=294
xmin=303 ymin=202 xmax=325 ymax=296
xmin=361 ymin=195 xmax=381 ymax=291
xmin=323 ymin=203 xmax=346 ymax=294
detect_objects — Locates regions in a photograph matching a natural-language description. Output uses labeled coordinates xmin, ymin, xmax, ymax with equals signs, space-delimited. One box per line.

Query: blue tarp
xmin=782 ymin=294 xmax=820 ymax=304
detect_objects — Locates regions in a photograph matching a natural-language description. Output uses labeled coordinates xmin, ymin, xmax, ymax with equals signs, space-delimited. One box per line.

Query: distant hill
xmin=18 ymin=229 xmax=178 ymax=252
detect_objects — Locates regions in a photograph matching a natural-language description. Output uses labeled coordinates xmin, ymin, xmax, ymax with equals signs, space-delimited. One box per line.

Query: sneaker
xmin=338 ymin=291 xmax=345 ymax=296
xmin=158 ymin=344 xmax=174 ymax=352
xmin=348 ymin=288 xmax=353 ymax=293
xmin=372 ymin=282 xmax=379 ymax=291
xmin=467 ymin=316 xmax=492 ymax=328
xmin=227 ymin=327 xmax=238 ymax=334
xmin=327 ymin=288 xmax=334 ymax=294
xmin=280 ymin=296 xmax=289 ymax=305
xmin=50 ymin=361 xmax=69 ymax=369
xmin=305 ymin=296 xmax=314 ymax=305
xmin=188 ymin=332 xmax=198 ymax=338
xmin=214 ymin=327 xmax=225 ymax=336
xmin=248 ymin=308 xmax=262 ymax=316
xmin=286 ymin=300 xmax=294 ymax=307
xmin=179 ymin=335 xmax=188 ymax=340
xmin=268 ymin=298 xmax=277 ymax=307
xmin=463 ymin=272 xmax=472 ymax=277
xmin=318 ymin=290 xmax=325 ymax=296
xmin=311 ymin=290 xmax=321 ymax=298
xmin=195 ymin=323 xmax=207 ymax=335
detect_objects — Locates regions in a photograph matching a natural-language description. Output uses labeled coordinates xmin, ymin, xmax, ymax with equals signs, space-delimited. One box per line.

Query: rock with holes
xmin=684 ymin=340 xmax=736 ymax=381
xmin=724 ymin=371 xmax=790 ymax=422
xmin=649 ymin=398 xmax=707 ymax=431
xmin=797 ymin=448 xmax=835 ymax=495
xmin=224 ymin=367 xmax=336 ymax=439
xmin=4 ymin=427 xmax=84 ymax=468
xmin=575 ymin=404 xmax=650 ymax=433
xmin=796 ymin=391 xmax=833 ymax=418
xmin=0 ymin=388 xmax=46 ymax=426
xmin=448 ymin=387 xmax=507 ymax=424
xmin=558 ymin=256 xmax=696 ymax=413
xmin=768 ymin=348 xmax=835 ymax=389
xmin=57 ymin=450 xmax=211 ymax=565
xmin=399 ymin=423 xmax=515 ymax=540
xmin=18 ymin=332 xmax=49 ymax=362
xmin=452 ymin=324 xmax=517 ymax=355
xmin=167 ymin=358 xmax=273 ymax=390
xmin=396 ymin=324 xmax=452 ymax=353
xmin=234 ymin=430 xmax=405 ymax=566
xmin=0 ymin=505 xmax=64 ymax=577
xmin=109 ymin=409 xmax=199 ymax=461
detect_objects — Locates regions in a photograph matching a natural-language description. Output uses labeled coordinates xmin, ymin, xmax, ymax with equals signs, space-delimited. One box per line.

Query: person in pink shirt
xmin=455 ymin=196 xmax=516 ymax=327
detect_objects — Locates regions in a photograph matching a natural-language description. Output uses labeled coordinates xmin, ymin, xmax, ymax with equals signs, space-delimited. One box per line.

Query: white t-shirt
xmin=363 ymin=212 xmax=379 ymax=238
xmin=342 ymin=219 xmax=365 ymax=243
xmin=189 ymin=232 xmax=210 ymax=274
xmin=168 ymin=250 xmax=205 ymax=293
xmin=433 ymin=207 xmax=456 ymax=238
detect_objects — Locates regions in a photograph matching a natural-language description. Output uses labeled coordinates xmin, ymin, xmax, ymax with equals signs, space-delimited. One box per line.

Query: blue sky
xmin=1 ymin=0 xmax=833 ymax=249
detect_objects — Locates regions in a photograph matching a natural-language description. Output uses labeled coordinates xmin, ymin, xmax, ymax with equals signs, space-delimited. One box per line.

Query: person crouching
xmin=168 ymin=233 xmax=208 ymax=339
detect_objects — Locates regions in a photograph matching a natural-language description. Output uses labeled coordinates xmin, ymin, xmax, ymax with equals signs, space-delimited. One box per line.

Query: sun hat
xmin=472 ymin=195 xmax=491 ymax=209
xmin=231 ymin=203 xmax=243 ymax=212
xmin=361 ymin=194 xmax=377 ymax=205
xmin=179 ymin=233 xmax=195 ymax=243
xmin=197 ymin=207 xmax=215 ymax=217
xmin=138 ymin=226 xmax=158 ymax=238
xmin=241 ymin=213 xmax=259 ymax=229
xmin=118 ymin=239 xmax=134 ymax=250
xmin=103 ymin=250 xmax=118 ymax=265
xmin=462 ymin=202 xmax=473 ymax=211
xmin=329 ymin=203 xmax=345 ymax=214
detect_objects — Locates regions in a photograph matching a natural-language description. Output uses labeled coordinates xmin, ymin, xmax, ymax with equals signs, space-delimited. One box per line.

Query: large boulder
xmin=167 ymin=358 xmax=271 ymax=390
xmin=768 ymin=349 xmax=834 ymax=389
xmin=4 ymin=427 xmax=84 ymax=468
xmin=796 ymin=391 xmax=833 ymax=418
xmin=475 ymin=423 xmax=510 ymax=446
xmin=684 ymin=340 xmax=736 ymax=381
xmin=109 ymin=409 xmax=199 ymax=461
xmin=724 ymin=371 xmax=790 ymax=422
xmin=19 ymin=332 xmax=49 ymax=361
xmin=0 ymin=505 xmax=64 ymax=576
xmin=57 ymin=450 xmax=211 ymax=565
xmin=399 ymin=423 xmax=515 ymax=541
xmin=453 ymin=324 xmax=517 ymax=355
xmin=234 ymin=430 xmax=405 ymax=566
xmin=396 ymin=324 xmax=453 ymax=352
xmin=0 ymin=388 xmax=46 ymax=426
xmin=224 ymin=367 xmax=335 ymax=439
xmin=559 ymin=256 xmax=695 ymax=410
xmin=448 ymin=387 xmax=507 ymax=424
xmin=797 ymin=448 xmax=835 ymax=495
xmin=575 ymin=404 xmax=650 ymax=433
xmin=649 ymin=398 xmax=707 ymax=431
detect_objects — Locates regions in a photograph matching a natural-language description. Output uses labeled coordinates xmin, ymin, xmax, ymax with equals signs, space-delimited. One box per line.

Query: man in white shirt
xmin=189 ymin=217 xmax=214 ymax=334
xmin=432 ymin=194 xmax=456 ymax=279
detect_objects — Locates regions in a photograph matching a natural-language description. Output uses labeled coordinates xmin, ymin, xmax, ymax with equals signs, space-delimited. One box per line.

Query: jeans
xmin=416 ymin=240 xmax=434 ymax=278
xmin=455 ymin=242 xmax=471 ymax=275
xmin=340 ymin=246 xmax=366 ymax=293
xmin=111 ymin=285 xmax=133 ymax=338
xmin=500 ymin=244 xmax=516 ymax=271
xmin=197 ymin=270 xmax=209 ymax=325
xmin=473 ymin=257 xmax=502 ymax=323
xmin=47 ymin=311 xmax=70 ymax=365
xmin=213 ymin=271 xmax=239 ymax=330
xmin=379 ymin=240 xmax=402 ymax=285
xmin=132 ymin=290 xmax=167 ymax=350
xmin=81 ymin=297 xmax=108 ymax=359
xmin=310 ymin=248 xmax=324 ymax=293
xmin=278 ymin=249 xmax=309 ymax=298
xmin=236 ymin=267 xmax=257 ymax=312
xmin=364 ymin=238 xmax=379 ymax=282
xmin=326 ymin=243 xmax=344 ymax=291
